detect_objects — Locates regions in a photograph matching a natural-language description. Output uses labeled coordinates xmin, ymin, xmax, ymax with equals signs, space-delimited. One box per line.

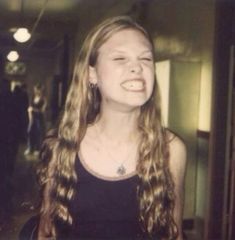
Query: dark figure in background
xmin=12 ymin=84 xmax=29 ymax=143
xmin=24 ymin=83 xmax=47 ymax=156
xmin=0 ymin=79 xmax=17 ymax=227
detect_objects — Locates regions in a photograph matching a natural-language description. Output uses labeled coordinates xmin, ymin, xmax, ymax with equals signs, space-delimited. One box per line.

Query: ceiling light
xmin=7 ymin=51 xmax=19 ymax=62
xmin=13 ymin=28 xmax=31 ymax=43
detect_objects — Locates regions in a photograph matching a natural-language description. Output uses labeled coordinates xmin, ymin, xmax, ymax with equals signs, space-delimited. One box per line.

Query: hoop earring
xmin=89 ymin=82 xmax=96 ymax=89
xmin=89 ymin=82 xmax=100 ymax=112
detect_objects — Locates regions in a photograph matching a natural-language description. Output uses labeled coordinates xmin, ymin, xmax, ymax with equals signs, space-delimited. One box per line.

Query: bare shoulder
xmin=166 ymin=130 xmax=187 ymax=179
xmin=167 ymin=131 xmax=186 ymax=158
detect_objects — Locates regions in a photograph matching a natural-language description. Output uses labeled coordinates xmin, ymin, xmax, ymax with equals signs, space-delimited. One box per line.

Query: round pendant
xmin=117 ymin=165 xmax=126 ymax=175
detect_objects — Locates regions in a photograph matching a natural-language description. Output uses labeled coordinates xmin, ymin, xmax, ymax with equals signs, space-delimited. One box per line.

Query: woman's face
xmin=89 ymin=29 xmax=155 ymax=112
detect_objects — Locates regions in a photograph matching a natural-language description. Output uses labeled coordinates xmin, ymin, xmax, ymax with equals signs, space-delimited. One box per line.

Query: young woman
xmin=37 ymin=16 xmax=186 ymax=240
xmin=25 ymin=83 xmax=47 ymax=155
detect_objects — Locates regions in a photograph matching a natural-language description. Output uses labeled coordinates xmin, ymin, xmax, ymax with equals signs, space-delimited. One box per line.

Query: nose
xmin=129 ymin=60 xmax=142 ymax=74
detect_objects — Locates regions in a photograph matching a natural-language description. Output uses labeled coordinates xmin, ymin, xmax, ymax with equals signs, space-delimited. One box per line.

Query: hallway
xmin=0 ymin=144 xmax=40 ymax=240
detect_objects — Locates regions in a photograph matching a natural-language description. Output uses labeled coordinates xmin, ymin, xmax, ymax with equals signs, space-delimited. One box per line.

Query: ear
xmin=88 ymin=66 xmax=98 ymax=85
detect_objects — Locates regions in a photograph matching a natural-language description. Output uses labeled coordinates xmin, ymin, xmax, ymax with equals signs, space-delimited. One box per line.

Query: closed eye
xmin=140 ymin=57 xmax=153 ymax=61
xmin=113 ymin=57 xmax=126 ymax=61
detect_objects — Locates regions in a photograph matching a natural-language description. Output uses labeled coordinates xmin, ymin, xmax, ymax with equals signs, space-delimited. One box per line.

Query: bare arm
xmin=168 ymin=134 xmax=187 ymax=240
xmin=27 ymin=106 xmax=33 ymax=123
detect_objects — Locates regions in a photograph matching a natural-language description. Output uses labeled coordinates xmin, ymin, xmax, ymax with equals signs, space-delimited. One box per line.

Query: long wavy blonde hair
xmin=38 ymin=16 xmax=178 ymax=239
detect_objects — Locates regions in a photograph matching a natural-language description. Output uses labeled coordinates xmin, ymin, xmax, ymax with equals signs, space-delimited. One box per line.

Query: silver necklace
xmin=116 ymin=164 xmax=127 ymax=176
xmin=95 ymin=124 xmax=137 ymax=176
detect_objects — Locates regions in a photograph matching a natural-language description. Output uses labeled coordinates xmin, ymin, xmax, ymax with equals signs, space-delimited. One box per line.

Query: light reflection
xmin=13 ymin=28 xmax=31 ymax=43
xmin=7 ymin=51 xmax=19 ymax=62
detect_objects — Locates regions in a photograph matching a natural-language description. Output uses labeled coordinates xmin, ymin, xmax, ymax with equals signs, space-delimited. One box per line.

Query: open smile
xmin=120 ymin=79 xmax=146 ymax=92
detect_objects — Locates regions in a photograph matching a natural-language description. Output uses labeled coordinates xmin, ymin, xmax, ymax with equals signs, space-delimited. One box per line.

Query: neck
xmin=95 ymin=107 xmax=140 ymax=143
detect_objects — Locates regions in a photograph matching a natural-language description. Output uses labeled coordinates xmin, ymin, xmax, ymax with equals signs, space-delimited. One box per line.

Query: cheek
xmin=96 ymin=65 xmax=123 ymax=86
xmin=147 ymin=81 xmax=155 ymax=99
xmin=145 ymin=69 xmax=155 ymax=88
xmin=96 ymin=71 xmax=115 ymax=94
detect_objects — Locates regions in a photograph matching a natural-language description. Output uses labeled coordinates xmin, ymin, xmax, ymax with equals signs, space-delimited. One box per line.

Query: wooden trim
xmin=197 ymin=130 xmax=210 ymax=139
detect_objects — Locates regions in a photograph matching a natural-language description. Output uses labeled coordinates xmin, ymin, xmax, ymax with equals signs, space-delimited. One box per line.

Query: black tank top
xmin=68 ymin=155 xmax=150 ymax=240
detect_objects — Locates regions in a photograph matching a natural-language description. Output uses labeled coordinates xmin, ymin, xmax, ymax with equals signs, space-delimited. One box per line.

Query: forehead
xmin=98 ymin=29 xmax=152 ymax=53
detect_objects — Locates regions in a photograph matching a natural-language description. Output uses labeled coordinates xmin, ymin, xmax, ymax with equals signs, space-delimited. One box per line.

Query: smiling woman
xmin=36 ymin=16 xmax=186 ymax=240
xmin=88 ymin=28 xmax=155 ymax=110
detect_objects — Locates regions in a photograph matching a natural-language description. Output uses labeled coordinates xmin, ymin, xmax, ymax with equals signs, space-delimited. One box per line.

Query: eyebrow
xmin=110 ymin=49 xmax=153 ymax=55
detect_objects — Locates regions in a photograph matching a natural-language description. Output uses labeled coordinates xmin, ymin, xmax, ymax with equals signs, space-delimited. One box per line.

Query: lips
xmin=121 ymin=79 xmax=145 ymax=92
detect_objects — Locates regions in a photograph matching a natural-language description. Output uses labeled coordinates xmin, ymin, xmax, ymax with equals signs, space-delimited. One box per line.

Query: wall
xmin=156 ymin=60 xmax=201 ymax=220
xmin=151 ymin=2 xmax=216 ymax=237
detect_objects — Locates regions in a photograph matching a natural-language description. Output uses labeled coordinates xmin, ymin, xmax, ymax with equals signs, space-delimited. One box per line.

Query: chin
xmin=121 ymin=99 xmax=149 ymax=109
xmin=126 ymin=97 xmax=150 ymax=107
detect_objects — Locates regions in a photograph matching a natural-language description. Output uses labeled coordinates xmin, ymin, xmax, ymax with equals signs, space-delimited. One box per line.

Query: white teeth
xmin=121 ymin=80 xmax=144 ymax=91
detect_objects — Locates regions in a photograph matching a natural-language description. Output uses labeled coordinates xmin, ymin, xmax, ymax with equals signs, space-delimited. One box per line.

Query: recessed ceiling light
xmin=7 ymin=51 xmax=19 ymax=62
xmin=13 ymin=28 xmax=31 ymax=43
